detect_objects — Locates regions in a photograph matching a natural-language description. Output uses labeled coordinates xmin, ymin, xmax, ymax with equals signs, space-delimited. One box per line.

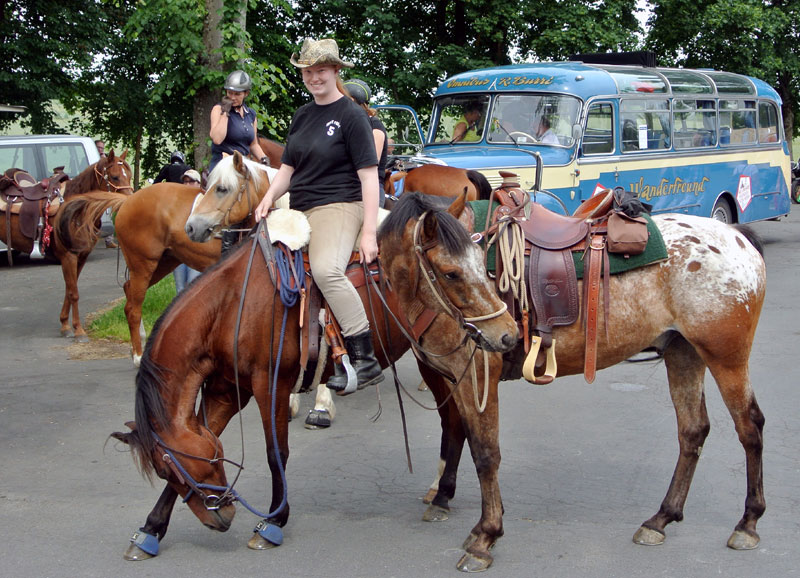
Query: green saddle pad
xmin=467 ymin=200 xmax=668 ymax=277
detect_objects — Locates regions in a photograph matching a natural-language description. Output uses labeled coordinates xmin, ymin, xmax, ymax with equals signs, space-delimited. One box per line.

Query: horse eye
xmin=442 ymin=270 xmax=460 ymax=281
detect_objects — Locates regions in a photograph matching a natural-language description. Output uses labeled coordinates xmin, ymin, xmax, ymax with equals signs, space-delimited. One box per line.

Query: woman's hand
xmin=359 ymin=230 xmax=378 ymax=264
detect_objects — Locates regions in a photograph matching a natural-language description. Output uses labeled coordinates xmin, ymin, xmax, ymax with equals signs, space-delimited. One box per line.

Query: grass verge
xmin=88 ymin=275 xmax=176 ymax=341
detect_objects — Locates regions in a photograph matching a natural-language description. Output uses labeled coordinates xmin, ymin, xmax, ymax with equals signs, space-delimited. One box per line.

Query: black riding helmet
xmin=170 ymin=151 xmax=185 ymax=164
xmin=344 ymin=79 xmax=371 ymax=105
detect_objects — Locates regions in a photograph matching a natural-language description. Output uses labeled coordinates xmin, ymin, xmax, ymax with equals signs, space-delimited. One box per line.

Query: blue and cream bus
xmin=378 ymin=61 xmax=792 ymax=222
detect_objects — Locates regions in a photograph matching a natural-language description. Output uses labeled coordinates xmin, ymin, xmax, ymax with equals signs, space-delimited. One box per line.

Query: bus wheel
xmin=712 ymin=199 xmax=734 ymax=223
xmin=792 ymin=182 xmax=800 ymax=204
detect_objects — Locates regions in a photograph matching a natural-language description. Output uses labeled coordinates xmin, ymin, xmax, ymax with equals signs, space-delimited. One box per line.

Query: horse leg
xmin=419 ymin=363 xmax=466 ymax=522
xmin=70 ymin=252 xmax=91 ymax=341
xmin=58 ymin=252 xmax=80 ymax=338
xmin=438 ymin=352 xmax=504 ymax=572
xmin=634 ymin=335 xmax=710 ymax=546
xmin=248 ymin=369 xmax=294 ymax=550
xmin=122 ymin=273 xmax=152 ymax=366
xmin=304 ymin=383 xmax=336 ymax=429
xmin=124 ymin=380 xmax=252 ymax=560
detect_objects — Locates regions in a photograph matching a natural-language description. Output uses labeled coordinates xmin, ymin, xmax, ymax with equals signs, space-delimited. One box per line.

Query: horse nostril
xmin=501 ymin=332 xmax=516 ymax=350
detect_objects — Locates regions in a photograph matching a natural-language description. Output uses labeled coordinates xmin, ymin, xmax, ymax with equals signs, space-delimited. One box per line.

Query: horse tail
xmin=466 ymin=170 xmax=492 ymax=201
xmin=54 ymin=191 xmax=128 ymax=253
xmin=733 ymin=224 xmax=765 ymax=257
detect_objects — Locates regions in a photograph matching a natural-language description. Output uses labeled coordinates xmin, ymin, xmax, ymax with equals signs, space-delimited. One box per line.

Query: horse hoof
xmin=418 ymin=380 xmax=428 ymax=391
xmin=422 ymin=504 xmax=450 ymax=522
xmin=633 ymin=526 xmax=665 ymax=546
xmin=248 ymin=533 xmax=280 ymax=550
xmin=304 ymin=409 xmax=331 ymax=430
xmin=456 ymin=551 xmax=493 ymax=573
xmin=132 ymin=354 xmax=142 ymax=367
xmin=61 ymin=329 xmax=74 ymax=338
xmin=727 ymin=529 xmax=760 ymax=550
xmin=123 ymin=543 xmax=154 ymax=561
xmin=74 ymin=334 xmax=89 ymax=343
xmin=422 ymin=487 xmax=438 ymax=504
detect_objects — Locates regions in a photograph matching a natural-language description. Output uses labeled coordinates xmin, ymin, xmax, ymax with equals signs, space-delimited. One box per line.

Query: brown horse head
xmin=378 ymin=190 xmax=517 ymax=353
xmin=94 ymin=149 xmax=133 ymax=194
xmin=111 ymin=355 xmax=236 ymax=531
xmin=185 ymin=151 xmax=273 ymax=243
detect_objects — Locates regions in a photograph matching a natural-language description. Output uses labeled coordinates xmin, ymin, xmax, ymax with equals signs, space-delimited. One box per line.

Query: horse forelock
xmin=378 ymin=192 xmax=472 ymax=257
xmin=207 ymin=155 xmax=268 ymax=195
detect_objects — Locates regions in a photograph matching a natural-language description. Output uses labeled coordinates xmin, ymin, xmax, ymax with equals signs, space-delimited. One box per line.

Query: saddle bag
xmin=606 ymin=211 xmax=648 ymax=256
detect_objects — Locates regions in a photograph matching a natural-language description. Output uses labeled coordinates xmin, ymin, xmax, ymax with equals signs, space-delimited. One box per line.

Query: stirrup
xmin=326 ymin=354 xmax=358 ymax=395
xmin=522 ymin=335 xmax=557 ymax=385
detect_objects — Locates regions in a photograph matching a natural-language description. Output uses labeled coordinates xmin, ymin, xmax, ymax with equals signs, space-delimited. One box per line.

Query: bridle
xmin=219 ymin=165 xmax=256 ymax=230
xmin=411 ymin=210 xmax=508 ymax=339
xmin=94 ymin=159 xmax=134 ymax=193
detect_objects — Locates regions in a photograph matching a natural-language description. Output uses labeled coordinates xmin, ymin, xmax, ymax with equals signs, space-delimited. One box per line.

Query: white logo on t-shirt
xmin=326 ymin=120 xmax=341 ymax=136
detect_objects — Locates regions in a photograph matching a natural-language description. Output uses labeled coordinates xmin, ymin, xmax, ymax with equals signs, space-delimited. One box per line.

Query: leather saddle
xmin=0 ymin=167 xmax=69 ymax=241
xmin=486 ymin=173 xmax=615 ymax=385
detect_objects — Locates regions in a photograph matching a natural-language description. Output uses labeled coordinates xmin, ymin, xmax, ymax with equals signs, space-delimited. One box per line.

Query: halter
xmin=220 ymin=165 xmax=255 ymax=230
xmin=412 ymin=210 xmax=507 ymax=340
xmin=94 ymin=159 xmax=133 ymax=193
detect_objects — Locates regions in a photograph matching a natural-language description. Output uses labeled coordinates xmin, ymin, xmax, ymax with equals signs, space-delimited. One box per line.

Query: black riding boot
xmin=326 ymin=330 xmax=385 ymax=395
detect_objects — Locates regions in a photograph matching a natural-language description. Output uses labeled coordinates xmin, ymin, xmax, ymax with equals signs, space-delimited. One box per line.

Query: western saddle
xmin=483 ymin=172 xmax=619 ymax=385
xmin=0 ymin=167 xmax=70 ymax=263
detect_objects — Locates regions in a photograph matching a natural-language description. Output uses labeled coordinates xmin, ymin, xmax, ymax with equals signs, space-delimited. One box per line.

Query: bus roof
xmin=435 ymin=63 xmax=781 ymax=103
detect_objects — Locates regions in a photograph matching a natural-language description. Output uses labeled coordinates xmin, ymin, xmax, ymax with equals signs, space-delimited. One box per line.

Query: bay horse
xmin=55 ymin=158 xmax=277 ymax=364
xmin=417 ymin=197 xmax=769 ymax=554
xmin=111 ymin=190 xmax=517 ymax=571
xmin=7 ymin=150 xmax=134 ymax=341
xmin=384 ymin=163 xmax=492 ymax=209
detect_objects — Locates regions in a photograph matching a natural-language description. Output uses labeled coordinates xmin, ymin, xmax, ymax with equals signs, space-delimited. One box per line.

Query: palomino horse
xmin=416 ymin=197 xmax=768 ymax=554
xmin=8 ymin=150 xmax=133 ymax=340
xmin=384 ymin=164 xmax=492 ymax=208
xmin=111 ymin=191 xmax=517 ymax=571
xmin=56 ymin=157 xmax=276 ymax=364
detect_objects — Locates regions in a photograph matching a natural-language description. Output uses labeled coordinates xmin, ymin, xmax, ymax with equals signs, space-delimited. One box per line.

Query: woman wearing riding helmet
xmin=253 ymin=38 xmax=383 ymax=395
xmin=209 ymin=70 xmax=270 ymax=173
xmin=343 ymin=78 xmax=388 ymax=208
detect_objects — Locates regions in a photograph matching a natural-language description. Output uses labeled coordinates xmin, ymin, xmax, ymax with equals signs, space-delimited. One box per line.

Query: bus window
xmin=432 ymin=96 xmax=490 ymax=143
xmin=758 ymin=101 xmax=780 ymax=143
xmin=720 ymin=100 xmax=757 ymax=145
xmin=583 ymin=102 xmax=614 ymax=155
xmin=620 ymin=99 xmax=670 ymax=152
xmin=674 ymin=99 xmax=717 ymax=149
xmin=487 ymin=94 xmax=580 ymax=146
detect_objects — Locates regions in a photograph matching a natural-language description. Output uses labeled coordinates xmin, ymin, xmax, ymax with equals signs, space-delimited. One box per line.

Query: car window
xmin=0 ymin=144 xmax=40 ymax=178
xmin=42 ymin=143 xmax=91 ymax=177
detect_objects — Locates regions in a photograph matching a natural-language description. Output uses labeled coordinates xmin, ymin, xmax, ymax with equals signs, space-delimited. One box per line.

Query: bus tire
xmin=712 ymin=198 xmax=734 ymax=223
xmin=792 ymin=182 xmax=800 ymax=204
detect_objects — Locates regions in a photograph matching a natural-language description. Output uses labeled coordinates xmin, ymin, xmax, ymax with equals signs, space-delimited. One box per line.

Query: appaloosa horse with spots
xmin=420 ymin=203 xmax=768 ymax=555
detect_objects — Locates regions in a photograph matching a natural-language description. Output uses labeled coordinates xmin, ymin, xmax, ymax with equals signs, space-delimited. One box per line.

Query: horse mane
xmin=378 ymin=191 xmax=473 ymax=257
xmin=206 ymin=154 xmax=269 ymax=194
xmin=63 ymin=159 xmax=101 ymax=199
xmin=466 ymin=170 xmax=492 ymax=201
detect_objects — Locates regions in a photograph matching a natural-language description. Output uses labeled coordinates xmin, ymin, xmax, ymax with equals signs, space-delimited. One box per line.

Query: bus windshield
xmin=429 ymin=94 xmax=581 ymax=146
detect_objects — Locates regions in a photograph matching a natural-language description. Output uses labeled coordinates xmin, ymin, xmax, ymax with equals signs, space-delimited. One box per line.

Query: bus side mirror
xmin=572 ymin=123 xmax=583 ymax=145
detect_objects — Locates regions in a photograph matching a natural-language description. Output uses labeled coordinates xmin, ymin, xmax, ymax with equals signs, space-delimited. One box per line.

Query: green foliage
xmin=88 ymin=276 xmax=177 ymax=340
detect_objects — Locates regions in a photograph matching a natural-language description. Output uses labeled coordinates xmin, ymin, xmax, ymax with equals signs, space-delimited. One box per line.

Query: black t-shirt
xmin=370 ymin=115 xmax=388 ymax=190
xmin=282 ymin=97 xmax=377 ymax=212
xmin=154 ymin=162 xmax=191 ymax=184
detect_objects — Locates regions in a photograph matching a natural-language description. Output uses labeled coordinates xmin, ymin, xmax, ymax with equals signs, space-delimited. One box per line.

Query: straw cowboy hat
xmin=290 ymin=38 xmax=353 ymax=69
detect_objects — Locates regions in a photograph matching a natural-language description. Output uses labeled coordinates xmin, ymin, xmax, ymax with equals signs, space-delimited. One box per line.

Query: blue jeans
xmin=174 ymin=264 xmax=202 ymax=293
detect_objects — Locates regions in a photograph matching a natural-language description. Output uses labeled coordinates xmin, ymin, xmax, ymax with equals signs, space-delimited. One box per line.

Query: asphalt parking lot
xmin=2 ymin=212 xmax=799 ymax=578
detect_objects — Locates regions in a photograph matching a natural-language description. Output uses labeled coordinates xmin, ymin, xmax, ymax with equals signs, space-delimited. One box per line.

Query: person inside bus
xmin=622 ymin=119 xmax=639 ymax=151
xmin=535 ymin=116 xmax=559 ymax=144
xmin=451 ymin=102 xmax=482 ymax=142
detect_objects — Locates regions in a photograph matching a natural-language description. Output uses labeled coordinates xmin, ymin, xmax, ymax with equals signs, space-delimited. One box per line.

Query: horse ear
xmin=120 ymin=149 xmax=128 ymax=161
xmin=106 ymin=150 xmax=115 ymax=162
xmin=421 ymin=211 xmax=439 ymax=244
xmin=233 ymin=151 xmax=245 ymax=174
xmin=447 ymin=187 xmax=469 ymax=219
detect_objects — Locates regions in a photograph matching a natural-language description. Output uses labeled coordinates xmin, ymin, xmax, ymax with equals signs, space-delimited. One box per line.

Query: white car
xmin=0 ymin=134 xmax=113 ymax=254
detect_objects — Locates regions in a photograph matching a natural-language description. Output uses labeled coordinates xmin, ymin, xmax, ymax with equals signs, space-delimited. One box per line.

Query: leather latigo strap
xmin=582 ymin=234 xmax=606 ymax=383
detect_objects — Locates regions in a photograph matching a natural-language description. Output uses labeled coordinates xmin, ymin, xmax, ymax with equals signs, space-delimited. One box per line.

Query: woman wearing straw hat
xmin=254 ymin=38 xmax=383 ymax=395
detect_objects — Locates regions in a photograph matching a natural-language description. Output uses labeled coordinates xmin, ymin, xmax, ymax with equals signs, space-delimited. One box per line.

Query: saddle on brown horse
xmin=482 ymin=172 xmax=649 ymax=385
xmin=0 ymin=167 xmax=70 ymax=261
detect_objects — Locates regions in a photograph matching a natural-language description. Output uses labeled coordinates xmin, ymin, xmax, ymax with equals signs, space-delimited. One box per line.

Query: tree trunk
xmin=195 ymin=0 xmax=225 ymax=171
xmin=778 ymin=74 xmax=794 ymax=160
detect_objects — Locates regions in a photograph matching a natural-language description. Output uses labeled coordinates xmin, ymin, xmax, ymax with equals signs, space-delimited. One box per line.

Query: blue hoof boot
xmin=255 ymin=520 xmax=283 ymax=546
xmin=130 ymin=529 xmax=159 ymax=556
